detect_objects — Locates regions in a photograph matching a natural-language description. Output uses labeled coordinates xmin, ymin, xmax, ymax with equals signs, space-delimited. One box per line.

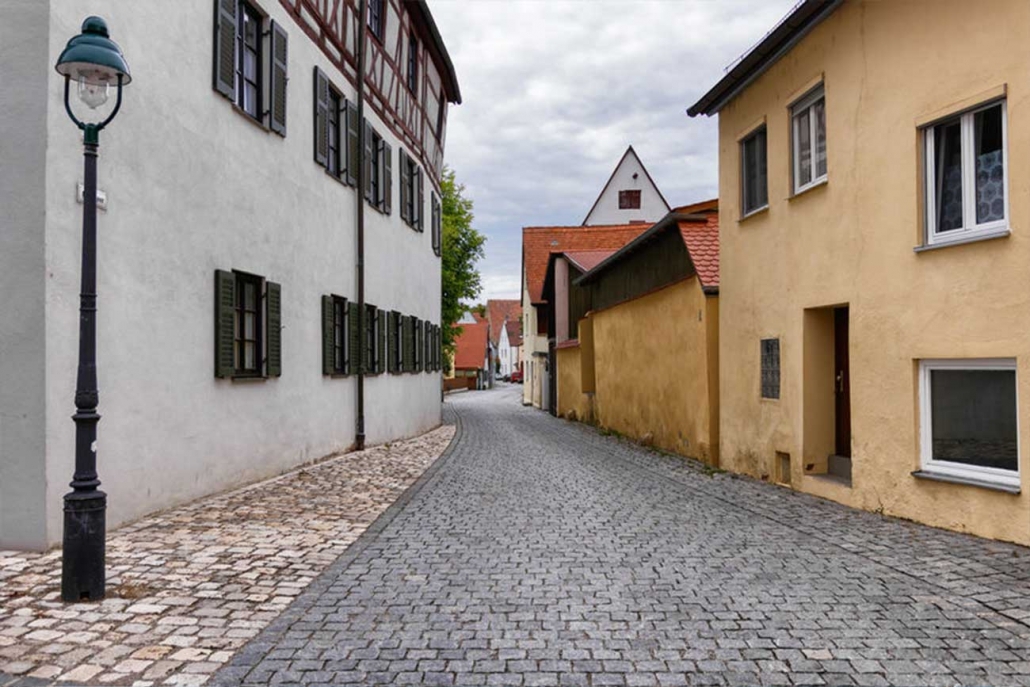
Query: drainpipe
xmin=355 ymin=0 xmax=367 ymax=451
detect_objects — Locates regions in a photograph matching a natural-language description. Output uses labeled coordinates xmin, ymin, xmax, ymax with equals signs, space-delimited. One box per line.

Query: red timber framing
xmin=277 ymin=0 xmax=458 ymax=188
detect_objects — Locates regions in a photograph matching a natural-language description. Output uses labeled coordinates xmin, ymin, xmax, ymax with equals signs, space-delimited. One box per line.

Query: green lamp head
xmin=55 ymin=16 xmax=131 ymax=110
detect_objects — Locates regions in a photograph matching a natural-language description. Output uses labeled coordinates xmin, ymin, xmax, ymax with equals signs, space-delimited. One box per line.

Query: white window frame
xmin=919 ymin=358 xmax=1020 ymax=489
xmin=923 ymin=99 xmax=1008 ymax=246
xmin=791 ymin=85 xmax=827 ymax=194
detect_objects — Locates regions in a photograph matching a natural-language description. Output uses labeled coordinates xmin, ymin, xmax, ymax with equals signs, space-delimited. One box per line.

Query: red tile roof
xmin=486 ymin=299 xmax=522 ymax=346
xmin=523 ymin=223 xmax=650 ymax=304
xmin=505 ymin=320 xmax=522 ymax=348
xmin=678 ymin=211 xmax=720 ymax=289
xmin=562 ymin=250 xmax=616 ymax=273
xmin=453 ymin=320 xmax=489 ymax=370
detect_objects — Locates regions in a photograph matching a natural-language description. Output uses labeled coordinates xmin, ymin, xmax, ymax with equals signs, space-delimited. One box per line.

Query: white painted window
xmin=923 ymin=100 xmax=1008 ymax=246
xmin=919 ymin=358 xmax=1019 ymax=488
xmin=791 ymin=85 xmax=827 ymax=193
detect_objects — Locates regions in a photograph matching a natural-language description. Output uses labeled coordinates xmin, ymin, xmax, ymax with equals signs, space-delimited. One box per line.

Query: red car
xmin=510 ymin=369 xmax=523 ymax=384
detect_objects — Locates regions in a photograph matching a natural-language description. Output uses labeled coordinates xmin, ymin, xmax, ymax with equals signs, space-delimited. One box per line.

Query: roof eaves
xmin=574 ymin=211 xmax=708 ymax=286
xmin=413 ymin=0 xmax=462 ymax=104
xmin=686 ymin=0 xmax=843 ymax=117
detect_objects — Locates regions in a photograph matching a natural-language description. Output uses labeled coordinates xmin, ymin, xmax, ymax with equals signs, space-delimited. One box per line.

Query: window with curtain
xmin=924 ymin=100 xmax=1007 ymax=245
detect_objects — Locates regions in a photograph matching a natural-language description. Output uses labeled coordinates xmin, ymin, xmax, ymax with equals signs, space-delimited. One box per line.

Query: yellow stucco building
xmin=690 ymin=0 xmax=1030 ymax=544
xmin=548 ymin=204 xmax=721 ymax=465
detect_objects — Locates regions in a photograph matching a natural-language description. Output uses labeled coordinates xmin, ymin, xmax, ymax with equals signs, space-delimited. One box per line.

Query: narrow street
xmin=214 ymin=385 xmax=1030 ymax=687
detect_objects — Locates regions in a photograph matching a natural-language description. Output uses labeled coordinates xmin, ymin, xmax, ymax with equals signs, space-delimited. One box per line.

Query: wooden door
xmin=834 ymin=307 xmax=851 ymax=457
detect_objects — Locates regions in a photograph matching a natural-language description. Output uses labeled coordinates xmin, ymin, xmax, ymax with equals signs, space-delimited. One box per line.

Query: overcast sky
xmin=429 ymin=0 xmax=797 ymax=302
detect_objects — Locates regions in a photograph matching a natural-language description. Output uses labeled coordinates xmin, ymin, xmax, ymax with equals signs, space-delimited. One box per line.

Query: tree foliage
xmin=440 ymin=167 xmax=486 ymax=362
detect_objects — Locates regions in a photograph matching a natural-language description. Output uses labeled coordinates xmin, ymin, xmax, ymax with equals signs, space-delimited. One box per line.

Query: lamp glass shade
xmin=55 ymin=16 xmax=132 ymax=86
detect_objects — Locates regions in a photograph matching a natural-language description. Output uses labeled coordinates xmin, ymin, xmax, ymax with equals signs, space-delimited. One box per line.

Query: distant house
xmin=582 ymin=146 xmax=670 ymax=226
xmin=450 ymin=314 xmax=489 ymax=391
xmin=486 ymin=299 xmax=521 ymax=381
xmin=499 ymin=319 xmax=523 ymax=379
xmin=551 ymin=201 xmax=720 ymax=464
xmin=522 ymin=224 xmax=652 ymax=410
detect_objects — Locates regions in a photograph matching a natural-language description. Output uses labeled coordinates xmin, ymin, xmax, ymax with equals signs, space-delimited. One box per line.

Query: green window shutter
xmin=399 ymin=151 xmax=410 ymax=224
xmin=348 ymin=301 xmax=360 ymax=375
xmin=381 ymin=141 xmax=392 ymax=214
xmin=387 ymin=311 xmax=398 ymax=373
xmin=363 ymin=121 xmax=374 ymax=203
xmin=423 ymin=320 xmax=431 ymax=373
xmin=432 ymin=194 xmax=441 ymax=256
xmin=435 ymin=325 xmax=441 ymax=371
xmin=345 ymin=101 xmax=359 ymax=186
xmin=266 ymin=282 xmax=282 ymax=377
xmin=415 ymin=167 xmax=424 ymax=232
xmin=321 ymin=295 xmax=334 ymax=376
xmin=313 ymin=67 xmax=329 ymax=167
xmin=214 ymin=270 xmax=236 ymax=378
xmin=363 ymin=307 xmax=373 ymax=374
xmin=269 ymin=21 xmax=288 ymax=136
xmin=403 ymin=316 xmax=414 ymax=372
xmin=377 ymin=308 xmax=386 ymax=374
xmin=213 ymin=0 xmax=237 ymax=99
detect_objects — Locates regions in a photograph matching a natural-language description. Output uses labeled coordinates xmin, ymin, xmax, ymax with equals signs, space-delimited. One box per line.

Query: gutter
xmin=355 ymin=0 xmax=367 ymax=451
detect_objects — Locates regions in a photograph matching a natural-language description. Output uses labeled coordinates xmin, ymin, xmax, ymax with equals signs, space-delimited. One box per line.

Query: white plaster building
xmin=498 ymin=320 xmax=522 ymax=379
xmin=0 ymin=0 xmax=460 ymax=550
xmin=581 ymin=146 xmax=670 ymax=226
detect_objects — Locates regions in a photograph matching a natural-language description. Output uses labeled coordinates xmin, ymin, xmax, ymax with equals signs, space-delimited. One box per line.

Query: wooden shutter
xmin=381 ymin=141 xmax=392 ymax=214
xmin=269 ymin=21 xmax=288 ymax=136
xmin=213 ymin=0 xmax=237 ymax=99
xmin=423 ymin=320 xmax=431 ymax=373
xmin=431 ymin=195 xmax=441 ymax=256
xmin=402 ymin=316 xmax=413 ymax=372
xmin=415 ymin=167 xmax=424 ymax=232
xmin=214 ymin=270 xmax=236 ymax=378
xmin=387 ymin=311 xmax=397 ymax=373
xmin=363 ymin=121 xmax=374 ymax=202
xmin=313 ymin=67 xmax=329 ymax=168
xmin=321 ymin=295 xmax=334 ymax=375
xmin=399 ymin=151 xmax=410 ymax=224
xmin=364 ymin=307 xmax=374 ymax=374
xmin=345 ymin=101 xmax=359 ymax=186
xmin=266 ymin=281 xmax=282 ymax=377
xmin=377 ymin=308 xmax=386 ymax=374
xmin=348 ymin=301 xmax=361 ymax=375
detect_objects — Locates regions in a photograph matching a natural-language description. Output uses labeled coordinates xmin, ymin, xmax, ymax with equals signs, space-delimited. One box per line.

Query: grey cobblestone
xmin=196 ymin=386 xmax=1030 ymax=685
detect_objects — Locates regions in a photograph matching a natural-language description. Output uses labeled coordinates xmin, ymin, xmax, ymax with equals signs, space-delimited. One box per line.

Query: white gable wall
xmin=583 ymin=148 xmax=669 ymax=226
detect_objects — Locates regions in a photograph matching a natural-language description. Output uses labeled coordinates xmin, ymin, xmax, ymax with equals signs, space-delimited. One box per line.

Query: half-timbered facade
xmin=0 ymin=0 xmax=460 ymax=550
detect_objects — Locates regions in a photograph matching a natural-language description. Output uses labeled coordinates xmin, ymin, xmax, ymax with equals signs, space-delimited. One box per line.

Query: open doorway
xmin=803 ymin=304 xmax=851 ymax=485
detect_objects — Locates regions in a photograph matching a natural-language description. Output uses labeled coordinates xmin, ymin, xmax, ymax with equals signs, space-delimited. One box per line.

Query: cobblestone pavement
xmin=0 ymin=425 xmax=455 ymax=687
xmin=211 ymin=385 xmax=1030 ymax=687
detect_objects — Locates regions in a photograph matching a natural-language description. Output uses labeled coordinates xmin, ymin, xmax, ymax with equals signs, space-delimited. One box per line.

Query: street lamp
xmin=54 ymin=16 xmax=131 ymax=603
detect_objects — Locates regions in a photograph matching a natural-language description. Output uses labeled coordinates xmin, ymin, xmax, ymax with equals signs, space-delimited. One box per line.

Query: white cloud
xmin=430 ymin=0 xmax=797 ymax=301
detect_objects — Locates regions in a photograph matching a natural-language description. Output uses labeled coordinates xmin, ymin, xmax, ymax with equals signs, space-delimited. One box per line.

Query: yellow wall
xmin=556 ymin=345 xmax=593 ymax=422
xmin=590 ymin=279 xmax=717 ymax=464
xmin=716 ymin=0 xmax=1030 ymax=543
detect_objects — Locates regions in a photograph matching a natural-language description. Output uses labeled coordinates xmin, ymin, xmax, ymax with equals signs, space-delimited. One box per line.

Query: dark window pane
xmin=761 ymin=338 xmax=780 ymax=399
xmin=618 ymin=190 xmax=641 ymax=209
xmin=796 ymin=108 xmax=812 ymax=187
xmin=742 ymin=129 xmax=768 ymax=214
xmin=975 ymin=104 xmax=1004 ymax=224
xmin=814 ymin=99 xmax=827 ymax=178
xmin=930 ymin=368 xmax=1017 ymax=471
xmin=934 ymin=119 xmax=963 ymax=232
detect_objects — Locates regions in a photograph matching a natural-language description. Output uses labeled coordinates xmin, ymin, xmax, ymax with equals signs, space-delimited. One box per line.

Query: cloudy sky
xmin=429 ymin=0 xmax=797 ymax=301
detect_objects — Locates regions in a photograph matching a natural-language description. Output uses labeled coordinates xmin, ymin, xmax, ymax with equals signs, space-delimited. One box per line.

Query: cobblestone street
xmin=213 ymin=385 xmax=1030 ymax=687
xmin=0 ymin=426 xmax=454 ymax=686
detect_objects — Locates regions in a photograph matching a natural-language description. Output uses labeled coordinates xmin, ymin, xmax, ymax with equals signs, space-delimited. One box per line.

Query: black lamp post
xmin=54 ymin=16 xmax=131 ymax=603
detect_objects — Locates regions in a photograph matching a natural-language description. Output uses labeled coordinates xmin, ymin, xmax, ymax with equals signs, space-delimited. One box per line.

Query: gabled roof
xmin=522 ymin=223 xmax=651 ymax=305
xmin=562 ymin=250 xmax=615 ymax=273
xmin=453 ymin=319 xmax=488 ymax=370
xmin=576 ymin=201 xmax=720 ymax=294
xmin=581 ymin=146 xmax=671 ymax=225
xmin=687 ymin=0 xmax=842 ymax=117
xmin=505 ymin=320 xmax=522 ymax=348
xmin=486 ymin=299 xmax=521 ymax=346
